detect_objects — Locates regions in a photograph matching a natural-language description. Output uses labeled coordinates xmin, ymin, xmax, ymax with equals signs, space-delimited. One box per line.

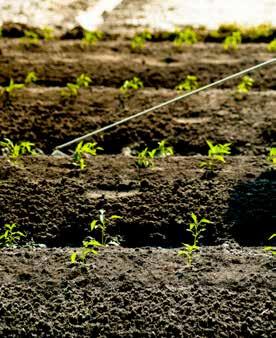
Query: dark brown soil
xmin=0 ymin=156 xmax=274 ymax=247
xmin=0 ymin=41 xmax=275 ymax=89
xmin=0 ymin=35 xmax=275 ymax=338
xmin=0 ymin=246 xmax=274 ymax=338
xmin=0 ymin=87 xmax=275 ymax=155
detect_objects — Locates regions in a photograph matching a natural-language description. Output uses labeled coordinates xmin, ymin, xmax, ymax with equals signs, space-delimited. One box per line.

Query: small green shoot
xmin=175 ymin=75 xmax=199 ymax=92
xmin=70 ymin=209 xmax=122 ymax=264
xmin=61 ymin=74 xmax=92 ymax=98
xmin=267 ymin=147 xmax=276 ymax=167
xmin=0 ymin=138 xmax=37 ymax=160
xmin=236 ymin=76 xmax=254 ymax=94
xmin=25 ymin=71 xmax=38 ymax=85
xmin=199 ymin=140 xmax=231 ymax=171
xmin=136 ymin=140 xmax=174 ymax=168
xmin=267 ymin=39 xmax=276 ymax=52
xmin=178 ymin=213 xmax=212 ymax=266
xmin=82 ymin=30 xmax=104 ymax=45
xmin=120 ymin=77 xmax=144 ymax=94
xmin=21 ymin=30 xmax=40 ymax=45
xmin=41 ymin=27 xmax=54 ymax=41
xmin=173 ymin=27 xmax=198 ymax=46
xmin=0 ymin=223 xmax=26 ymax=248
xmin=264 ymin=233 xmax=276 ymax=255
xmin=72 ymin=141 xmax=103 ymax=169
xmin=136 ymin=148 xmax=155 ymax=168
xmin=131 ymin=30 xmax=152 ymax=50
xmin=223 ymin=31 xmax=242 ymax=51
xmin=0 ymin=79 xmax=25 ymax=98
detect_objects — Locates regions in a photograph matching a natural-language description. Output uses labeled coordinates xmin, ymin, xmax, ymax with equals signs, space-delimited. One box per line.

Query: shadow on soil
xmin=225 ymin=169 xmax=275 ymax=246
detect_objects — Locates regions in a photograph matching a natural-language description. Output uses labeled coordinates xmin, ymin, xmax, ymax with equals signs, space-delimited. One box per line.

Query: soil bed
xmin=0 ymin=156 xmax=274 ymax=247
xmin=0 ymin=88 xmax=275 ymax=155
xmin=0 ymin=246 xmax=274 ymax=338
xmin=0 ymin=41 xmax=275 ymax=89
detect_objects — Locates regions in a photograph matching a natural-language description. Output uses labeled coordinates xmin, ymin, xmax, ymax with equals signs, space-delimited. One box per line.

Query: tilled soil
xmin=0 ymin=156 xmax=274 ymax=247
xmin=0 ymin=34 xmax=275 ymax=338
xmin=0 ymin=87 xmax=275 ymax=155
xmin=0 ymin=41 xmax=275 ymax=89
xmin=0 ymin=246 xmax=274 ymax=338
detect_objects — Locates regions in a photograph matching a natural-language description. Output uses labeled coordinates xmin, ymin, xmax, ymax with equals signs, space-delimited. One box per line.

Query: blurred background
xmin=0 ymin=0 xmax=276 ymax=31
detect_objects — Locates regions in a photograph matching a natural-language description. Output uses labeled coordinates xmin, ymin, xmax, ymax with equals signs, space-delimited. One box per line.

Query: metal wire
xmin=53 ymin=58 xmax=276 ymax=153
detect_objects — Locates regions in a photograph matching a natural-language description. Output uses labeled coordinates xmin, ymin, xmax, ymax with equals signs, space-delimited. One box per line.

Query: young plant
xmin=41 ymin=27 xmax=54 ymax=41
xmin=135 ymin=148 xmax=155 ymax=168
xmin=0 ymin=223 xmax=26 ymax=248
xmin=178 ymin=213 xmax=212 ymax=266
xmin=25 ymin=71 xmax=38 ymax=85
xmin=264 ymin=233 xmax=276 ymax=255
xmin=267 ymin=147 xmax=276 ymax=167
xmin=70 ymin=209 xmax=122 ymax=263
xmin=120 ymin=77 xmax=144 ymax=94
xmin=223 ymin=31 xmax=242 ymax=51
xmin=82 ymin=30 xmax=104 ymax=45
xmin=61 ymin=74 xmax=92 ymax=97
xmin=21 ymin=30 xmax=40 ymax=45
xmin=173 ymin=27 xmax=198 ymax=46
xmin=0 ymin=79 xmax=25 ymax=98
xmin=236 ymin=76 xmax=254 ymax=94
xmin=0 ymin=138 xmax=37 ymax=159
xmin=175 ymin=75 xmax=199 ymax=92
xmin=135 ymin=140 xmax=174 ymax=168
xmin=199 ymin=140 xmax=231 ymax=171
xmin=131 ymin=30 xmax=152 ymax=50
xmin=267 ymin=39 xmax=276 ymax=52
xmin=72 ymin=141 xmax=103 ymax=169
xmin=154 ymin=140 xmax=174 ymax=157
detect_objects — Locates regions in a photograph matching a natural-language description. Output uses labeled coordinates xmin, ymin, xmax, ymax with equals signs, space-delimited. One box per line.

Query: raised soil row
xmin=0 ymin=246 xmax=274 ymax=338
xmin=0 ymin=42 xmax=275 ymax=89
xmin=0 ymin=156 xmax=274 ymax=247
xmin=1 ymin=88 xmax=275 ymax=155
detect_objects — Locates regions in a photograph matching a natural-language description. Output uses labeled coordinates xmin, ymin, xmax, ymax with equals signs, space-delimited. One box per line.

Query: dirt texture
xmin=0 ymin=246 xmax=274 ymax=338
xmin=0 ymin=41 xmax=275 ymax=89
xmin=0 ymin=156 xmax=274 ymax=247
xmin=0 ymin=87 xmax=275 ymax=155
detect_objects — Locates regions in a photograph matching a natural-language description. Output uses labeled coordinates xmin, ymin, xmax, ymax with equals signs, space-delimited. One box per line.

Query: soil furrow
xmin=0 ymin=156 xmax=274 ymax=247
xmin=0 ymin=46 xmax=275 ymax=89
xmin=0 ymin=88 xmax=274 ymax=155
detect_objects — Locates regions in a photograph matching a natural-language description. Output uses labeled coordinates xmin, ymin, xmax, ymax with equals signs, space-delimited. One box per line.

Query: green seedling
xmin=175 ymin=75 xmax=199 ymax=92
xmin=154 ymin=140 xmax=174 ymax=157
xmin=264 ymin=233 xmax=276 ymax=255
xmin=21 ymin=30 xmax=40 ymax=45
xmin=120 ymin=76 xmax=144 ymax=94
xmin=267 ymin=39 xmax=276 ymax=52
xmin=199 ymin=140 xmax=231 ymax=170
xmin=131 ymin=30 xmax=152 ymax=50
xmin=0 ymin=138 xmax=37 ymax=159
xmin=61 ymin=74 xmax=92 ymax=97
xmin=267 ymin=147 xmax=276 ymax=167
xmin=25 ymin=71 xmax=38 ymax=85
xmin=0 ymin=223 xmax=26 ymax=248
xmin=136 ymin=140 xmax=174 ymax=168
xmin=178 ymin=213 xmax=212 ymax=266
xmin=0 ymin=79 xmax=25 ymax=98
xmin=72 ymin=141 xmax=103 ymax=169
xmin=70 ymin=209 xmax=122 ymax=264
xmin=82 ymin=30 xmax=104 ymax=45
xmin=136 ymin=148 xmax=155 ymax=168
xmin=173 ymin=27 xmax=198 ymax=46
xmin=236 ymin=76 xmax=254 ymax=94
xmin=223 ymin=31 xmax=242 ymax=51
xmin=41 ymin=27 xmax=54 ymax=41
